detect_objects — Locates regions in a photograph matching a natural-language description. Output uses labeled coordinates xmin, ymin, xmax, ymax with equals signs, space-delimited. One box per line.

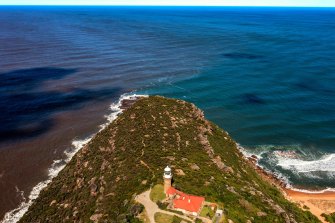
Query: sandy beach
xmin=245 ymin=155 xmax=335 ymax=222
xmin=284 ymin=189 xmax=335 ymax=223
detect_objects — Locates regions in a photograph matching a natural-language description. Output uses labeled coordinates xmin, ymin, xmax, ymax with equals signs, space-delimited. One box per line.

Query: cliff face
xmin=19 ymin=96 xmax=320 ymax=223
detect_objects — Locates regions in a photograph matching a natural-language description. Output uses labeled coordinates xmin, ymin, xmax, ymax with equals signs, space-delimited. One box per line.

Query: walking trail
xmin=135 ymin=189 xmax=195 ymax=223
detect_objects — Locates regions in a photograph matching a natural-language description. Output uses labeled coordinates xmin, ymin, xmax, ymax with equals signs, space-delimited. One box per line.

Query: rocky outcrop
xmin=18 ymin=96 xmax=320 ymax=223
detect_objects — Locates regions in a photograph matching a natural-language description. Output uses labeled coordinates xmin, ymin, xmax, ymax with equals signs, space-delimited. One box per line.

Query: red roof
xmin=166 ymin=187 xmax=205 ymax=213
xmin=166 ymin=187 xmax=177 ymax=195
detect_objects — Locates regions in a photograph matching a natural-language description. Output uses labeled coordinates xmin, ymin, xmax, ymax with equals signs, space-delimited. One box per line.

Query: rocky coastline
xmin=245 ymin=152 xmax=335 ymax=223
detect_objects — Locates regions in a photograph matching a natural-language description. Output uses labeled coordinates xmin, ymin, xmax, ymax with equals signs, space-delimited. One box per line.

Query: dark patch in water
xmin=295 ymin=80 xmax=335 ymax=95
xmin=0 ymin=67 xmax=122 ymax=143
xmin=242 ymin=93 xmax=265 ymax=104
xmin=0 ymin=67 xmax=77 ymax=91
xmin=222 ymin=53 xmax=264 ymax=60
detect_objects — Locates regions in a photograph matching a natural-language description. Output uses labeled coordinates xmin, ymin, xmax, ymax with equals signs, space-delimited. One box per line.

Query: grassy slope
xmin=19 ymin=96 xmax=320 ymax=223
xmin=322 ymin=213 xmax=335 ymax=223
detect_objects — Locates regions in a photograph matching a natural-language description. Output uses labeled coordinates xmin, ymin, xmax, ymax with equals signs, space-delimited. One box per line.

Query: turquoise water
xmin=0 ymin=7 xmax=335 ymax=218
xmin=134 ymin=7 xmax=335 ymax=189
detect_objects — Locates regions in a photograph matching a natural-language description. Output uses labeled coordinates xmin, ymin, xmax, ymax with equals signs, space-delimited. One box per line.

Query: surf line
xmin=238 ymin=144 xmax=335 ymax=194
xmin=2 ymin=93 xmax=148 ymax=223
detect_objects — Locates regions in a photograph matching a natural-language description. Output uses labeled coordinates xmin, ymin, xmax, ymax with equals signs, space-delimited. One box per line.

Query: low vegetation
xmin=200 ymin=205 xmax=215 ymax=219
xmin=322 ymin=212 xmax=335 ymax=223
xmin=150 ymin=184 xmax=165 ymax=202
xmin=19 ymin=96 xmax=320 ymax=222
xmin=154 ymin=212 xmax=187 ymax=223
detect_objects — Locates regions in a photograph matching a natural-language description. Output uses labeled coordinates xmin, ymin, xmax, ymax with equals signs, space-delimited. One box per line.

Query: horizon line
xmin=1 ymin=4 xmax=335 ymax=7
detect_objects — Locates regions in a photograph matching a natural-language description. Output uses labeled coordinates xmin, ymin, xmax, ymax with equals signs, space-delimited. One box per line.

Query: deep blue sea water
xmin=0 ymin=6 xmax=335 ymax=219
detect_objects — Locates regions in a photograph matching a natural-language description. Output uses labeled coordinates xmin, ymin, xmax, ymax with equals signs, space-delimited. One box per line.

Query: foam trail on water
xmin=1 ymin=93 xmax=148 ymax=223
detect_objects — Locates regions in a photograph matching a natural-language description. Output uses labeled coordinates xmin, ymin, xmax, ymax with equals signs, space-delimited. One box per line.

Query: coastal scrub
xmin=19 ymin=96 xmax=320 ymax=223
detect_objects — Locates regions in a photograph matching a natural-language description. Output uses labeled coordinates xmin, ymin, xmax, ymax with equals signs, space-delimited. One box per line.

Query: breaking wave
xmin=277 ymin=153 xmax=335 ymax=173
xmin=239 ymin=144 xmax=335 ymax=193
xmin=1 ymin=93 xmax=148 ymax=223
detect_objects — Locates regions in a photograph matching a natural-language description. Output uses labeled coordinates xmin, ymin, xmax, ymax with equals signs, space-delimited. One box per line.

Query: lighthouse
xmin=163 ymin=166 xmax=172 ymax=193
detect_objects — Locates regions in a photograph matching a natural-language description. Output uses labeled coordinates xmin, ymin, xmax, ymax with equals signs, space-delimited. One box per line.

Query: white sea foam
xmin=1 ymin=158 xmax=68 ymax=223
xmin=276 ymin=153 xmax=335 ymax=173
xmin=237 ymin=144 xmax=335 ymax=193
xmin=237 ymin=143 xmax=265 ymax=160
xmin=286 ymin=186 xmax=335 ymax=194
xmin=1 ymin=93 xmax=148 ymax=223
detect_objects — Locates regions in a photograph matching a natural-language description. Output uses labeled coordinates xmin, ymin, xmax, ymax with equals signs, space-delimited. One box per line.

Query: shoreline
xmin=245 ymin=152 xmax=335 ymax=223
xmin=284 ymin=189 xmax=335 ymax=223
xmin=1 ymin=93 xmax=147 ymax=223
xmin=2 ymin=94 xmax=334 ymax=223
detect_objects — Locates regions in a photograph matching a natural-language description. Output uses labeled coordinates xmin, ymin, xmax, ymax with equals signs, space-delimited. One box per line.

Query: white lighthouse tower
xmin=163 ymin=166 xmax=172 ymax=193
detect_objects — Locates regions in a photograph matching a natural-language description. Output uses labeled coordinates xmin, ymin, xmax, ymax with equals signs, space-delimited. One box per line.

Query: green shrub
xmin=322 ymin=212 xmax=335 ymax=223
xmin=195 ymin=218 xmax=203 ymax=223
xmin=172 ymin=215 xmax=182 ymax=223
xmin=156 ymin=200 xmax=168 ymax=210
xmin=19 ymin=96 xmax=321 ymax=223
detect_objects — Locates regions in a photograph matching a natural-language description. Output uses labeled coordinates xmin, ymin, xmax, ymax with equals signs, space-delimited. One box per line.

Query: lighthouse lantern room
xmin=163 ymin=166 xmax=172 ymax=193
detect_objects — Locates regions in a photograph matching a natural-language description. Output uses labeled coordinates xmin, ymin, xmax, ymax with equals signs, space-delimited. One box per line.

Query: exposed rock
xmin=18 ymin=96 xmax=319 ymax=223
xmin=76 ymin=178 xmax=84 ymax=189
xmin=227 ymin=186 xmax=238 ymax=195
xmin=115 ymin=176 xmax=121 ymax=182
xmin=73 ymin=210 xmax=78 ymax=217
xmin=257 ymin=211 xmax=267 ymax=217
xmin=273 ymin=203 xmax=285 ymax=215
xmin=190 ymin=163 xmax=200 ymax=171
xmin=100 ymin=160 xmax=109 ymax=171
xmin=49 ymin=200 xmax=57 ymax=206
xmin=90 ymin=181 xmax=98 ymax=196
xmin=90 ymin=183 xmax=98 ymax=192
xmin=249 ymin=190 xmax=256 ymax=196
xmin=239 ymin=199 xmax=253 ymax=212
xmin=175 ymin=169 xmax=185 ymax=176
xmin=99 ymin=186 xmax=105 ymax=194
xmin=141 ymin=180 xmax=147 ymax=185
xmin=226 ymin=166 xmax=234 ymax=174
xmin=165 ymin=156 xmax=175 ymax=161
xmin=90 ymin=214 xmax=103 ymax=222
xmin=212 ymin=155 xmax=233 ymax=173
xmin=176 ymin=133 xmax=181 ymax=148
xmin=106 ymin=192 xmax=115 ymax=197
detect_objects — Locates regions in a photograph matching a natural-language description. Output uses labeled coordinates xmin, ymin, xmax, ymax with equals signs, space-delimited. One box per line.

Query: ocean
xmin=0 ymin=6 xmax=334 ymax=221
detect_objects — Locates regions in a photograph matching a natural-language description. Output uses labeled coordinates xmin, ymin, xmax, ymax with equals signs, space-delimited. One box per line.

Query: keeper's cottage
xmin=163 ymin=166 xmax=205 ymax=216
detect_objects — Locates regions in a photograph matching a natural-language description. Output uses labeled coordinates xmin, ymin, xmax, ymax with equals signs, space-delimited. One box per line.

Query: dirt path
xmin=139 ymin=160 xmax=155 ymax=180
xmin=135 ymin=189 xmax=194 ymax=223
